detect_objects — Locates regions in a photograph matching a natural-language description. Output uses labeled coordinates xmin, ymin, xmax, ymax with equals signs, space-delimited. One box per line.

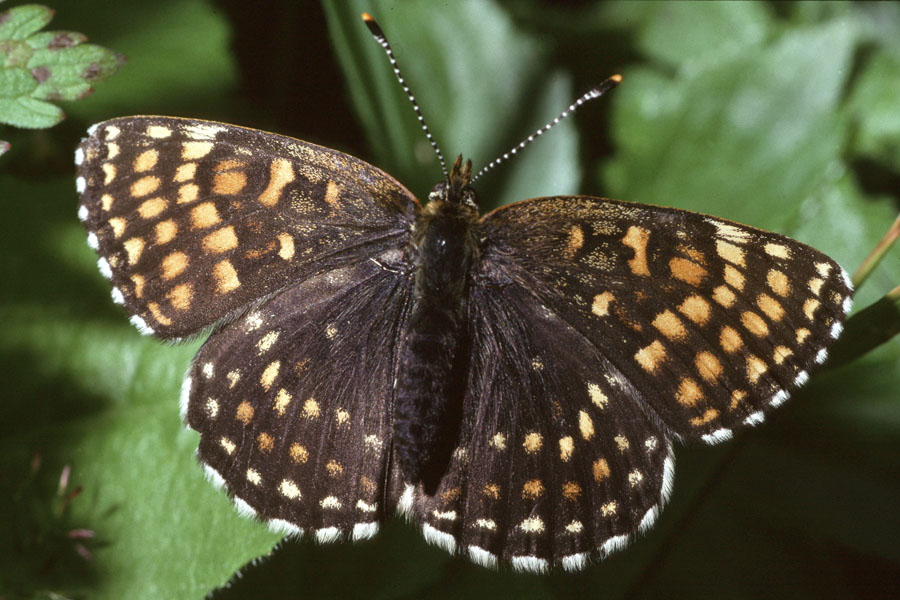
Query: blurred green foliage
xmin=0 ymin=1 xmax=898 ymax=599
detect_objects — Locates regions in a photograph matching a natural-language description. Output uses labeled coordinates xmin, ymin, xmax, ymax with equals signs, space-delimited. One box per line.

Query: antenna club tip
xmin=611 ymin=74 xmax=623 ymax=83
xmin=361 ymin=12 xmax=374 ymax=22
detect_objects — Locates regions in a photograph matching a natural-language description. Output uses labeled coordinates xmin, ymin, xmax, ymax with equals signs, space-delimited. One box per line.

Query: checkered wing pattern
xmin=184 ymin=258 xmax=411 ymax=541
xmin=404 ymin=195 xmax=852 ymax=571
xmin=75 ymin=116 xmax=417 ymax=339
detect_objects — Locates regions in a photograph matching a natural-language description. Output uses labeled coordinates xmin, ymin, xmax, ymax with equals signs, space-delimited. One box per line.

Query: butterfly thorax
xmin=394 ymin=157 xmax=480 ymax=493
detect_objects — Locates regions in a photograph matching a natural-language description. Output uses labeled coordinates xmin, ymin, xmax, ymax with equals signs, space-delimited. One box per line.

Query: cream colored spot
xmin=724 ymin=265 xmax=745 ymax=291
xmin=482 ymin=483 xmax=501 ymax=499
xmin=522 ymin=479 xmax=545 ymax=499
xmin=622 ymin=226 xmax=650 ymax=276
xmin=273 ymin=389 xmax=291 ymax=416
xmin=717 ymin=240 xmax=746 ymax=266
xmin=670 ymin=257 xmax=707 ymax=286
xmin=816 ymin=262 xmax=832 ymax=278
xmin=101 ymin=193 xmax=115 ymax=211
xmin=257 ymin=331 xmax=280 ymax=353
xmin=182 ymin=141 xmax=213 ymax=160
xmin=803 ymin=298 xmax=820 ymax=320
xmin=205 ymin=398 xmax=219 ymax=418
xmin=335 ymin=408 xmax=350 ymax=425
xmin=563 ymin=224 xmax=585 ymax=259
xmin=235 ymin=401 xmax=254 ymax=424
xmin=742 ymin=311 xmax=769 ymax=337
xmin=562 ymin=482 xmax=582 ymax=502
xmin=695 ymin=351 xmax=723 ymax=382
xmin=601 ymin=502 xmax=618 ymax=517
xmin=203 ymin=226 xmax=238 ymax=254
xmin=167 ymin=283 xmax=193 ymax=310
xmin=257 ymin=432 xmax=274 ymax=453
xmin=130 ymin=176 xmax=160 ymax=198
xmin=720 ymin=326 xmax=743 ymax=353
xmin=226 ymin=370 xmax=240 ymax=388
xmin=174 ymin=162 xmax=197 ymax=182
xmin=259 ymin=158 xmax=295 ymax=207
xmin=519 ymin=517 xmax=545 ymax=533
xmin=765 ymin=242 xmax=790 ymax=259
xmin=490 ymin=433 xmax=506 ymax=450
xmin=796 ymin=328 xmax=811 ymax=344
xmin=774 ymin=345 xmax=793 ymax=365
xmin=713 ymin=285 xmax=736 ymax=307
xmin=757 ymin=294 xmax=784 ymax=322
xmin=324 ymin=180 xmax=341 ymax=205
xmin=677 ymin=377 xmax=703 ymax=407
xmin=219 ymin=437 xmax=235 ymax=454
xmin=320 ymin=496 xmax=342 ymax=510
xmin=213 ymin=170 xmax=247 ymax=195
xmin=108 ymin=216 xmax=126 ymax=238
xmin=729 ymin=390 xmax=748 ymax=411
xmin=326 ymin=460 xmax=343 ymax=477
xmin=130 ymin=274 xmax=145 ymax=298
xmin=147 ymin=302 xmax=172 ymax=326
xmin=746 ymin=355 xmax=768 ymax=383
xmin=566 ymin=520 xmax=583 ymax=533
xmin=138 ymin=197 xmax=166 ymax=219
xmin=690 ymin=408 xmax=720 ymax=427
xmin=591 ymin=291 xmax=614 ymax=317
xmin=523 ymin=432 xmax=543 ymax=454
xmin=155 ymin=219 xmax=177 ymax=244
xmin=476 ymin=519 xmax=497 ymax=530
xmin=593 ymin=458 xmax=610 ymax=482
xmin=808 ymin=277 xmax=824 ymax=296
xmin=628 ymin=470 xmax=644 ymax=486
xmin=161 ymin=251 xmax=188 ymax=280
xmin=768 ymin=269 xmax=790 ymax=296
xmin=559 ymin=436 xmax=574 ymax=461
xmin=123 ymin=237 xmax=145 ymax=265
xmin=302 ymin=398 xmax=320 ymax=419
xmin=579 ymin=410 xmax=594 ymax=440
xmin=178 ymin=183 xmax=199 ymax=204
xmin=246 ymin=469 xmax=261 ymax=485
xmin=191 ymin=202 xmax=221 ymax=229
xmin=213 ymin=260 xmax=240 ymax=293
xmin=102 ymin=163 xmax=116 ymax=184
xmin=277 ymin=233 xmax=295 ymax=260
xmin=635 ymin=340 xmax=666 ymax=373
xmin=678 ymin=294 xmax=711 ymax=325
xmin=588 ymin=382 xmax=608 ymax=408
xmin=615 ymin=435 xmax=630 ymax=452
xmin=146 ymin=125 xmax=172 ymax=138
xmin=279 ymin=479 xmax=301 ymax=499
xmin=105 ymin=142 xmax=119 ymax=158
xmin=364 ymin=435 xmax=383 ymax=452
xmin=104 ymin=125 xmax=120 ymax=140
xmin=289 ymin=443 xmax=308 ymax=464
xmin=653 ymin=310 xmax=688 ymax=341
xmin=259 ymin=360 xmax=280 ymax=391
xmin=133 ymin=149 xmax=158 ymax=173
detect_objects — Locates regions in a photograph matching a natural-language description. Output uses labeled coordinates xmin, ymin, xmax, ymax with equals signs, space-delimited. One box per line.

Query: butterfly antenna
xmin=470 ymin=74 xmax=623 ymax=183
xmin=362 ymin=13 xmax=448 ymax=178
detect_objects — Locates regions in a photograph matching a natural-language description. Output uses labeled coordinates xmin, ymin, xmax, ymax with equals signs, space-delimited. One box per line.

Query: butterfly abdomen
xmin=394 ymin=200 xmax=479 ymax=491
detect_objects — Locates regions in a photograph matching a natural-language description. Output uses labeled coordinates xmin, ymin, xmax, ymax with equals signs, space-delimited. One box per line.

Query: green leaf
xmin=0 ymin=2 xmax=122 ymax=129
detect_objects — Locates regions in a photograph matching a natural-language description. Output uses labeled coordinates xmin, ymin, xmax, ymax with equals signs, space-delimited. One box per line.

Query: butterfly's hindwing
xmin=479 ymin=196 xmax=853 ymax=443
xmin=407 ymin=281 xmax=673 ymax=571
xmin=76 ymin=116 xmax=417 ymax=339
xmin=186 ymin=257 xmax=412 ymax=540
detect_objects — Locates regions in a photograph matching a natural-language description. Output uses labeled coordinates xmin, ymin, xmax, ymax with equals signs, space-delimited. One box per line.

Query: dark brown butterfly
xmin=74 ymin=14 xmax=852 ymax=572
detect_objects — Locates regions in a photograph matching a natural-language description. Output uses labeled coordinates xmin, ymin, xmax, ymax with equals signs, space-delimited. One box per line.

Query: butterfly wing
xmin=407 ymin=195 xmax=852 ymax=571
xmin=185 ymin=257 xmax=412 ymax=541
xmin=477 ymin=196 xmax=852 ymax=441
xmin=404 ymin=280 xmax=673 ymax=571
xmin=76 ymin=116 xmax=418 ymax=339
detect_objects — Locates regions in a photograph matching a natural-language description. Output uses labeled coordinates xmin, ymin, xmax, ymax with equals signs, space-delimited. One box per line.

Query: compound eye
xmin=462 ymin=189 xmax=478 ymax=209
xmin=428 ymin=182 xmax=447 ymax=203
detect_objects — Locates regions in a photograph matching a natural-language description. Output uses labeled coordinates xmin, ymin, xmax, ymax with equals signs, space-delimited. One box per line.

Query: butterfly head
xmin=428 ymin=155 xmax=478 ymax=212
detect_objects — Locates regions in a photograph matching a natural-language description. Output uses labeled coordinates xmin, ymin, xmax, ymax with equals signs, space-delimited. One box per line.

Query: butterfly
xmin=74 ymin=14 xmax=852 ymax=573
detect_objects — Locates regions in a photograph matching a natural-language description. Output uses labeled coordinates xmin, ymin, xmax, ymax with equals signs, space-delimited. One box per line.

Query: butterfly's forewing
xmin=76 ymin=116 xmax=418 ymax=339
xmin=185 ymin=257 xmax=412 ymax=540
xmin=478 ymin=196 xmax=853 ymax=443
xmin=406 ymin=281 xmax=674 ymax=571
